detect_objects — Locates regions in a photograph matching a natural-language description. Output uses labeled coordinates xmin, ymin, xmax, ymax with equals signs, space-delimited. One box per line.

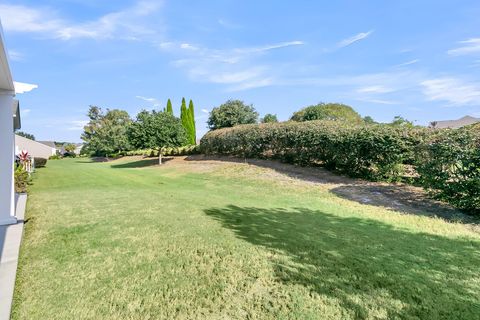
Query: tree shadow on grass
xmin=110 ymin=157 xmax=173 ymax=168
xmin=187 ymin=155 xmax=476 ymax=225
xmin=204 ymin=205 xmax=480 ymax=319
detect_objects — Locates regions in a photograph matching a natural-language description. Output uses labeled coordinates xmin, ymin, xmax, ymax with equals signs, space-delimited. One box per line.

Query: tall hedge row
xmin=200 ymin=121 xmax=428 ymax=181
xmin=200 ymin=121 xmax=480 ymax=214
xmin=416 ymin=126 xmax=480 ymax=213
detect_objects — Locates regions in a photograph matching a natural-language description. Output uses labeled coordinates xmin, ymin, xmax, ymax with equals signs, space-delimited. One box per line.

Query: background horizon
xmin=2 ymin=0 xmax=480 ymax=142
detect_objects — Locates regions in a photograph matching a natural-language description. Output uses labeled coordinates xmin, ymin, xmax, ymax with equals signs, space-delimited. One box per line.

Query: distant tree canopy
xmin=16 ymin=131 xmax=35 ymax=140
xmin=64 ymin=143 xmax=76 ymax=153
xmin=363 ymin=116 xmax=377 ymax=124
xmin=81 ymin=106 xmax=132 ymax=156
xmin=261 ymin=114 xmax=278 ymax=123
xmin=127 ymin=110 xmax=187 ymax=164
xmin=390 ymin=115 xmax=415 ymax=128
xmin=290 ymin=103 xmax=363 ymax=123
xmin=208 ymin=100 xmax=258 ymax=130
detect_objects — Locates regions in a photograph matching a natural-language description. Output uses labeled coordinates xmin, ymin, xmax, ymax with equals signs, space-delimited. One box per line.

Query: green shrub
xmin=49 ymin=155 xmax=61 ymax=160
xmin=14 ymin=165 xmax=30 ymax=193
xmin=200 ymin=121 xmax=429 ymax=181
xmin=63 ymin=152 xmax=76 ymax=158
xmin=34 ymin=157 xmax=47 ymax=168
xmin=416 ymin=127 xmax=480 ymax=214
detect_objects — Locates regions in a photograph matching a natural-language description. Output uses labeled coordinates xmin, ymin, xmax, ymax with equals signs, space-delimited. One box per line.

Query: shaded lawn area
xmin=12 ymin=158 xmax=480 ymax=319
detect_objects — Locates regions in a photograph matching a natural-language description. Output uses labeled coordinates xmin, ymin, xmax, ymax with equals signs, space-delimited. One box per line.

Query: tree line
xmin=81 ymin=98 xmax=196 ymax=163
xmin=81 ymin=98 xmax=414 ymax=161
xmin=206 ymin=99 xmax=415 ymax=130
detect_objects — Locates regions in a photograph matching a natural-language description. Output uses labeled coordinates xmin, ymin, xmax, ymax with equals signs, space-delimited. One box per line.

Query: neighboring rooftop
xmin=430 ymin=116 xmax=480 ymax=129
xmin=38 ymin=141 xmax=56 ymax=149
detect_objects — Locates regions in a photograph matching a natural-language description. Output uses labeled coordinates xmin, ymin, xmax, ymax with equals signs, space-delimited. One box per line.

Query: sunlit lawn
xmin=12 ymin=157 xmax=480 ymax=319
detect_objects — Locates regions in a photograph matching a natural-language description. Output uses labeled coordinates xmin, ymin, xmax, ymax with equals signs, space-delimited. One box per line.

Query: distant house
xmin=15 ymin=135 xmax=56 ymax=158
xmin=38 ymin=140 xmax=56 ymax=150
xmin=58 ymin=143 xmax=83 ymax=155
xmin=430 ymin=116 xmax=480 ymax=129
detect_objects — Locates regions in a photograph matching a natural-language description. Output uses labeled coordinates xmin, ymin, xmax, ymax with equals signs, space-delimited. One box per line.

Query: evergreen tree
xmin=166 ymin=99 xmax=173 ymax=115
xmin=180 ymin=98 xmax=190 ymax=144
xmin=188 ymin=99 xmax=196 ymax=144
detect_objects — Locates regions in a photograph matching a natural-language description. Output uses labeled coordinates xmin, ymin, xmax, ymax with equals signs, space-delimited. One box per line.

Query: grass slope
xmin=12 ymin=158 xmax=480 ymax=319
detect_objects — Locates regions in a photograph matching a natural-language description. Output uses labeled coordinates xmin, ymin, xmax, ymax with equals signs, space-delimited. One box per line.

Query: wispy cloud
xmin=337 ymin=30 xmax=373 ymax=48
xmin=394 ymin=59 xmax=419 ymax=67
xmin=448 ymin=38 xmax=480 ymax=56
xmin=68 ymin=120 xmax=89 ymax=131
xmin=421 ymin=77 xmax=480 ymax=106
xmin=0 ymin=1 xmax=163 ymax=40
xmin=161 ymin=40 xmax=304 ymax=91
xmin=356 ymin=98 xmax=399 ymax=105
xmin=14 ymin=81 xmax=38 ymax=94
xmin=356 ymin=85 xmax=394 ymax=94
xmin=218 ymin=18 xmax=242 ymax=29
xmin=22 ymin=109 xmax=31 ymax=117
xmin=8 ymin=49 xmax=25 ymax=61
xmin=135 ymin=95 xmax=161 ymax=107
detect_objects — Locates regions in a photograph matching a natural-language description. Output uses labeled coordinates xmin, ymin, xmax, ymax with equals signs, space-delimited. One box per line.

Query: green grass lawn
xmin=12 ymin=157 xmax=480 ymax=319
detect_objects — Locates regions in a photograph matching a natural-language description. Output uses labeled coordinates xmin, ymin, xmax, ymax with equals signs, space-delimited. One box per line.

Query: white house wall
xmin=15 ymin=135 xmax=56 ymax=159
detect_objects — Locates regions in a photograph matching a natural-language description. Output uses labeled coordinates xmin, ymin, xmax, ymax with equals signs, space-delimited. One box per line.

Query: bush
xmin=416 ymin=127 xmax=480 ymax=214
xmin=201 ymin=121 xmax=429 ymax=181
xmin=34 ymin=157 xmax=47 ymax=168
xmin=49 ymin=155 xmax=61 ymax=160
xmin=14 ymin=165 xmax=30 ymax=193
xmin=63 ymin=152 xmax=76 ymax=158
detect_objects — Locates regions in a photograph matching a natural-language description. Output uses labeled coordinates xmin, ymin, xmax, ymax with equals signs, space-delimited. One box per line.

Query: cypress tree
xmin=180 ymin=98 xmax=190 ymax=144
xmin=188 ymin=99 xmax=196 ymax=144
xmin=166 ymin=99 xmax=173 ymax=115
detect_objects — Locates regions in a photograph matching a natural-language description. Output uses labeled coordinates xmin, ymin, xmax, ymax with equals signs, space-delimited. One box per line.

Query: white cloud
xmin=394 ymin=59 xmax=419 ymax=67
xmin=448 ymin=38 xmax=480 ymax=56
xmin=0 ymin=1 xmax=163 ymax=41
xmin=356 ymin=98 xmax=399 ymax=105
xmin=0 ymin=4 xmax=63 ymax=33
xmin=68 ymin=120 xmax=88 ymax=131
xmin=180 ymin=43 xmax=198 ymax=50
xmin=251 ymin=41 xmax=304 ymax=52
xmin=421 ymin=77 xmax=480 ymax=106
xmin=14 ymin=81 xmax=38 ymax=94
xmin=337 ymin=30 xmax=373 ymax=48
xmin=22 ymin=109 xmax=31 ymax=116
xmin=201 ymin=109 xmax=209 ymax=113
xmin=356 ymin=85 xmax=394 ymax=94
xmin=227 ymin=78 xmax=274 ymax=92
xmin=161 ymin=40 xmax=303 ymax=91
xmin=135 ymin=95 xmax=160 ymax=107
xmin=8 ymin=50 xmax=25 ymax=61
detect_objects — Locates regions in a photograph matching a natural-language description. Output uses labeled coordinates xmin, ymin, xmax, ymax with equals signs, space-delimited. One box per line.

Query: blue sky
xmin=2 ymin=0 xmax=480 ymax=142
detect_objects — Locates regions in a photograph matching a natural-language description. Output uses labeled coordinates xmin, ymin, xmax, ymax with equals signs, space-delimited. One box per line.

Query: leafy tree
xmin=290 ymin=103 xmax=362 ymax=123
xmin=64 ymin=143 xmax=77 ymax=153
xmin=363 ymin=116 xmax=377 ymax=124
xmin=390 ymin=115 xmax=414 ymax=128
xmin=16 ymin=131 xmax=35 ymax=140
xmin=188 ymin=99 xmax=196 ymax=144
xmin=208 ymin=99 xmax=258 ymax=130
xmin=81 ymin=106 xmax=132 ymax=156
xmin=166 ymin=99 xmax=173 ymax=115
xmin=261 ymin=114 xmax=278 ymax=123
xmin=128 ymin=110 xmax=187 ymax=164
